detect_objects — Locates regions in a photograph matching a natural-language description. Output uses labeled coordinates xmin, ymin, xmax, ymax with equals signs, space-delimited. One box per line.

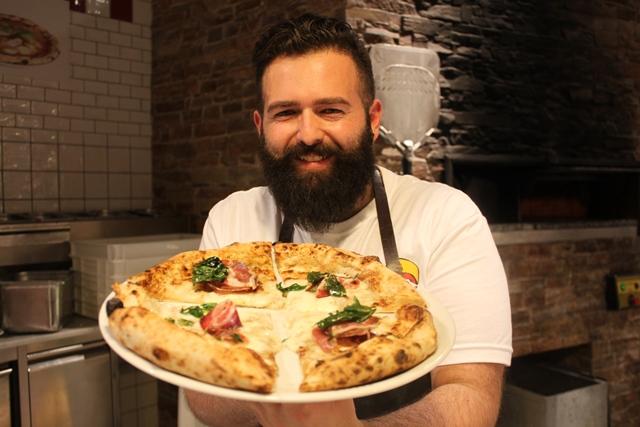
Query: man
xmin=182 ymin=14 xmax=512 ymax=427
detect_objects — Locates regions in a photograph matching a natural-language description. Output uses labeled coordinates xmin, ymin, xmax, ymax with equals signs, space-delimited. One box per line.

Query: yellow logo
xmin=399 ymin=258 xmax=419 ymax=285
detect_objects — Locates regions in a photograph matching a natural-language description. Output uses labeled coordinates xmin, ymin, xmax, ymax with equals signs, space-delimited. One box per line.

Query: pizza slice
xmin=106 ymin=297 xmax=280 ymax=392
xmin=285 ymin=298 xmax=437 ymax=392
xmin=274 ymin=242 xmax=424 ymax=312
xmin=125 ymin=241 xmax=283 ymax=309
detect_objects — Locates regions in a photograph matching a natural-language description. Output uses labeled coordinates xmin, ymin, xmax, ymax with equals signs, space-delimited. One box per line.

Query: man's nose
xmin=296 ymin=110 xmax=323 ymax=146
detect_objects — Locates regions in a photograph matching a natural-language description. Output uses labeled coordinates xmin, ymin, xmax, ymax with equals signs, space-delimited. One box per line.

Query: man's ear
xmin=369 ymin=99 xmax=382 ymax=140
xmin=253 ymin=110 xmax=263 ymax=136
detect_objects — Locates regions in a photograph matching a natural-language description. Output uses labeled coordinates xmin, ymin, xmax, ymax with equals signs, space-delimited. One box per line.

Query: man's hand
xmin=248 ymin=400 xmax=363 ymax=427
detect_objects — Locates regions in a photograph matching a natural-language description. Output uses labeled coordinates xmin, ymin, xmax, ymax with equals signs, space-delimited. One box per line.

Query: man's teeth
xmin=298 ymin=154 xmax=327 ymax=162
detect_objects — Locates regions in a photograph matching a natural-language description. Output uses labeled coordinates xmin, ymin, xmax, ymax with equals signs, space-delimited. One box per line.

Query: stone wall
xmin=498 ymin=233 xmax=640 ymax=427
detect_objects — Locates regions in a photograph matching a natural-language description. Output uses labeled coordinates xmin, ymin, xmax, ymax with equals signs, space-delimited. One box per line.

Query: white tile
xmin=60 ymin=145 xmax=84 ymax=171
xmin=131 ymin=198 xmax=151 ymax=209
xmin=130 ymin=136 xmax=150 ymax=148
xmin=131 ymin=149 xmax=151 ymax=173
xmin=61 ymin=199 xmax=85 ymax=211
xmin=109 ymin=84 xmax=130 ymax=97
xmin=118 ymin=123 xmax=139 ymax=136
xmin=108 ymin=134 xmax=130 ymax=147
xmin=17 ymin=86 xmax=45 ymax=101
xmin=131 ymin=36 xmax=151 ymax=51
xmin=58 ymin=104 xmax=84 ymax=119
xmin=33 ymin=199 xmax=59 ymax=212
xmin=85 ymin=173 xmax=108 ymax=197
xmin=119 ymin=98 xmax=140 ymax=111
xmin=97 ymin=95 xmax=119 ymax=108
xmin=97 ymin=42 xmax=120 ymax=58
xmin=71 ymin=11 xmax=97 ymax=28
xmin=3 ymin=99 xmax=30 ymax=113
xmin=130 ymin=87 xmax=150 ymax=100
xmin=84 ymin=133 xmax=107 ymax=146
xmin=142 ymin=75 xmax=150 ymax=88
xmin=73 ymin=66 xmax=98 ymax=80
xmin=2 ymin=128 xmax=30 ymax=142
xmin=133 ymin=0 xmax=152 ymax=26
xmin=73 ymin=39 xmax=97 ymax=55
xmin=60 ymin=79 xmax=84 ymax=92
xmin=109 ymin=173 xmax=130 ymax=198
xmin=129 ymin=111 xmax=149 ymax=124
xmin=109 ymin=57 xmax=130 ymax=72
xmin=139 ymin=124 xmax=151 ymax=137
xmin=72 ymin=92 xmax=96 ymax=107
xmin=71 ymin=118 xmax=96 ymax=132
xmin=108 ymin=109 xmax=129 ymax=121
xmin=96 ymin=16 xmax=119 ymax=32
xmin=31 ymin=101 xmax=59 ymax=116
xmin=120 ymin=72 xmax=141 ymax=86
xmin=85 ymin=198 xmax=108 ymax=209
xmin=110 ymin=33 xmax=132 ymax=47
xmin=109 ymin=198 xmax=131 ymax=210
xmin=70 ymin=25 xmax=86 ymax=39
xmin=84 ymin=107 xmax=107 ymax=120
xmin=0 ymin=112 xmax=15 ymax=127
xmin=141 ymin=26 xmax=151 ymax=39
xmin=3 ymin=74 xmax=30 ymax=85
xmin=96 ymin=121 xmax=118 ymax=134
xmin=141 ymin=50 xmax=151 ymax=64
xmin=45 ymin=89 xmax=71 ymax=104
xmin=31 ymin=144 xmax=58 ymax=170
xmin=31 ymin=129 xmax=58 ymax=144
xmin=16 ymin=114 xmax=43 ymax=129
xmin=32 ymin=172 xmax=59 ymax=199
xmin=98 ymin=69 xmax=120 ymax=83
xmin=120 ymin=47 xmax=142 ymax=62
xmin=108 ymin=147 xmax=130 ymax=172
xmin=59 ymin=131 xmax=83 ymax=145
xmin=31 ymin=80 xmax=59 ymax=89
xmin=131 ymin=173 xmax=151 ymax=198
xmin=69 ymin=51 xmax=85 ymax=65
xmin=3 ymin=171 xmax=31 ymax=199
xmin=60 ymin=172 xmax=84 ymax=198
xmin=84 ymin=146 xmax=107 ymax=171
xmin=44 ymin=116 xmax=70 ymax=131
xmin=130 ymin=61 xmax=151 ymax=75
xmin=85 ymin=28 xmax=109 ymax=43
xmin=2 ymin=142 xmax=30 ymax=169
xmin=85 ymin=54 xmax=108 ymax=69
xmin=0 ymin=84 xmax=16 ymax=98
xmin=4 ymin=200 xmax=31 ymax=213
xmin=141 ymin=100 xmax=150 ymax=112
xmin=120 ymin=21 xmax=142 ymax=37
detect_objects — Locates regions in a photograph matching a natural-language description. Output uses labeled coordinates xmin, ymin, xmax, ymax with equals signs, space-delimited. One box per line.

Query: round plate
xmin=99 ymin=289 xmax=455 ymax=403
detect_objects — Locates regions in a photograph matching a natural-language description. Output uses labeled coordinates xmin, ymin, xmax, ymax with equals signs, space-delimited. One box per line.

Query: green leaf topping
xmin=192 ymin=256 xmax=228 ymax=284
xmin=324 ymin=274 xmax=347 ymax=297
xmin=180 ymin=302 xmax=217 ymax=318
xmin=316 ymin=297 xmax=376 ymax=330
xmin=276 ymin=282 xmax=306 ymax=297
xmin=307 ymin=271 xmax=326 ymax=285
xmin=176 ymin=319 xmax=194 ymax=327
xmin=165 ymin=317 xmax=175 ymax=323
xmin=231 ymin=333 xmax=244 ymax=343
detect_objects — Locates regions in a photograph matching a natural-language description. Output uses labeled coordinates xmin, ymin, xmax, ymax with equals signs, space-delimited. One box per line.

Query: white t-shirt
xmin=200 ymin=167 xmax=512 ymax=366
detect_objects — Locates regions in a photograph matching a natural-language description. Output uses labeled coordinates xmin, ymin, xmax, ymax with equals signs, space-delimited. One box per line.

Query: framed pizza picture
xmin=0 ymin=0 xmax=69 ymax=81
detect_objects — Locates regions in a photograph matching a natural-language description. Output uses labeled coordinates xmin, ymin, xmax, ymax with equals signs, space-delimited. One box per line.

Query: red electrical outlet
xmin=606 ymin=274 xmax=640 ymax=310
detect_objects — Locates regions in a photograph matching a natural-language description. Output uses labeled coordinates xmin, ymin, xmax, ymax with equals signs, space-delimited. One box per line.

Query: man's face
xmin=253 ymin=49 xmax=382 ymax=231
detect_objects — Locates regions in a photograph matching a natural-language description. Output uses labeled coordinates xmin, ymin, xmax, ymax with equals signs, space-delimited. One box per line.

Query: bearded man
xmin=182 ymin=13 xmax=512 ymax=427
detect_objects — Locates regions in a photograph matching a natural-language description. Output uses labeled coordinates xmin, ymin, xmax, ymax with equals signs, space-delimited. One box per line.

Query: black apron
xmin=278 ymin=167 xmax=431 ymax=420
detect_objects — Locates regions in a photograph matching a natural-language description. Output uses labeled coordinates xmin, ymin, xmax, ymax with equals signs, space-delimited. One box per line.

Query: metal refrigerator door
xmin=28 ymin=348 xmax=113 ymax=427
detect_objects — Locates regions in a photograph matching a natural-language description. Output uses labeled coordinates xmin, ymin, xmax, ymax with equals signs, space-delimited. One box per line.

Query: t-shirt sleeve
xmin=426 ymin=190 xmax=512 ymax=367
xmin=199 ymin=205 xmax=221 ymax=250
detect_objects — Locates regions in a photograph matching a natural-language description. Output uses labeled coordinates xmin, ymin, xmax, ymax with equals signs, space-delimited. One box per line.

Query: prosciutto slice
xmin=200 ymin=260 xmax=257 ymax=293
xmin=312 ymin=326 xmax=334 ymax=352
xmin=200 ymin=300 xmax=242 ymax=334
xmin=329 ymin=317 xmax=379 ymax=338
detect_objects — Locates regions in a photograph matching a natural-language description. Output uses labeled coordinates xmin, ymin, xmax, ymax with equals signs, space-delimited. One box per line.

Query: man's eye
xmin=321 ymin=108 xmax=343 ymax=115
xmin=274 ymin=110 xmax=295 ymax=118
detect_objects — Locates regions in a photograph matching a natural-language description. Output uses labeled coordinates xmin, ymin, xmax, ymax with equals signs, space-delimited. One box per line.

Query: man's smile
xmin=295 ymin=153 xmax=334 ymax=172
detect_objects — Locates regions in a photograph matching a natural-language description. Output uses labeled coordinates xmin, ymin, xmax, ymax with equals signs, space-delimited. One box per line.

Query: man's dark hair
xmin=252 ymin=13 xmax=374 ymax=111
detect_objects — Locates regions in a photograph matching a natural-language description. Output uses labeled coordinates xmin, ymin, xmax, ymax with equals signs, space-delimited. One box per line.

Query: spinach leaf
xmin=192 ymin=256 xmax=228 ymax=284
xmin=324 ymin=274 xmax=346 ymax=297
xmin=276 ymin=282 xmax=306 ymax=297
xmin=316 ymin=297 xmax=375 ymax=330
xmin=180 ymin=302 xmax=217 ymax=318
xmin=307 ymin=271 xmax=326 ymax=286
xmin=177 ymin=319 xmax=194 ymax=327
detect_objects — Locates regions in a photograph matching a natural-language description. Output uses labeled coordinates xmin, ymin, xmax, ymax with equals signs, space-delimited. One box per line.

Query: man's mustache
xmin=283 ymin=142 xmax=340 ymax=159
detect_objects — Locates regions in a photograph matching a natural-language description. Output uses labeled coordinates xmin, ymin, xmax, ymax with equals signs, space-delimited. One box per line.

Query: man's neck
xmin=345 ymin=181 xmax=374 ymax=221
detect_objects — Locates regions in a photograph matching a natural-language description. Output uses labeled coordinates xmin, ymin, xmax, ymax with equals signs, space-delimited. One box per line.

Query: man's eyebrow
xmin=266 ymin=97 xmax=351 ymax=113
xmin=314 ymin=97 xmax=350 ymax=106
xmin=266 ymin=101 xmax=299 ymax=113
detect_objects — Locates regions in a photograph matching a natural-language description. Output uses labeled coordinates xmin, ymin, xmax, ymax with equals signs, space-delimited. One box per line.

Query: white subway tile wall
xmin=0 ymin=2 xmax=152 ymax=214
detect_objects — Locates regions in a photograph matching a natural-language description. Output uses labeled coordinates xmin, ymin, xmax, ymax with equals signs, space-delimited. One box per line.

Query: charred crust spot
xmin=365 ymin=365 xmax=374 ymax=372
xmin=394 ymin=349 xmax=408 ymax=365
xmin=314 ymin=360 xmax=325 ymax=368
xmin=106 ymin=298 xmax=123 ymax=316
xmin=131 ymin=289 xmax=138 ymax=295
xmin=376 ymin=356 xmax=383 ymax=364
xmin=353 ymin=368 xmax=361 ymax=375
xmin=153 ymin=347 xmax=169 ymax=361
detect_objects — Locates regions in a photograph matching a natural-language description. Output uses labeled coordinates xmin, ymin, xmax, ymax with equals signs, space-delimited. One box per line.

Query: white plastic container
xmin=71 ymin=234 xmax=200 ymax=318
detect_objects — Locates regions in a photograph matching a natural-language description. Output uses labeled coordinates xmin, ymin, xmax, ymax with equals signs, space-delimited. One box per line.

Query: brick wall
xmin=0 ymin=1 xmax=153 ymax=214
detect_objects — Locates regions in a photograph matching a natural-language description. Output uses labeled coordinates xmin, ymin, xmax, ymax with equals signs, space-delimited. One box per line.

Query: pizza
xmin=0 ymin=14 xmax=60 ymax=65
xmin=106 ymin=242 xmax=437 ymax=393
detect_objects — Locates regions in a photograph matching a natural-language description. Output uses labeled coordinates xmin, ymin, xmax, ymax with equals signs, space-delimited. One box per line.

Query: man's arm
xmin=184 ymin=390 xmax=259 ymax=427
xmin=364 ymin=363 xmax=504 ymax=427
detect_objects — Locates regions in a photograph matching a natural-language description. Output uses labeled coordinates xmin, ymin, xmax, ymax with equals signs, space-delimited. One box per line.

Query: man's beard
xmin=259 ymin=126 xmax=375 ymax=233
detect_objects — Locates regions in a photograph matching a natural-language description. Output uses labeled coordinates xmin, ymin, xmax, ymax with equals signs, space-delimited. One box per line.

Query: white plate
xmin=99 ymin=289 xmax=455 ymax=403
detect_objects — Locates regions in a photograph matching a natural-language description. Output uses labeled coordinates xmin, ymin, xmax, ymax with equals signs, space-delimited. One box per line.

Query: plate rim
xmin=99 ymin=288 xmax=455 ymax=403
